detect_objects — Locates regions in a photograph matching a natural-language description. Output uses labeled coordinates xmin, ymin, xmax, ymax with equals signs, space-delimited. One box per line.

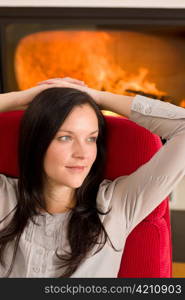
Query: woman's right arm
xmin=0 ymin=85 xmax=49 ymax=112
xmin=0 ymin=78 xmax=87 ymax=112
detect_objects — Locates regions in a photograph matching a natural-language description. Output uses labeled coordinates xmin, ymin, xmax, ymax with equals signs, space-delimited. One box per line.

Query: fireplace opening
xmin=3 ymin=22 xmax=185 ymax=111
xmin=15 ymin=30 xmax=169 ymax=97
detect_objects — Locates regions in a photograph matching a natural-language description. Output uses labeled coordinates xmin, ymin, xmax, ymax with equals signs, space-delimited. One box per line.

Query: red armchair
xmin=0 ymin=111 xmax=172 ymax=277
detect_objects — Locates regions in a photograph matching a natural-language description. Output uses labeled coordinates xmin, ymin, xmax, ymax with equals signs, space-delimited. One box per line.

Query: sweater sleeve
xmin=97 ymin=95 xmax=185 ymax=236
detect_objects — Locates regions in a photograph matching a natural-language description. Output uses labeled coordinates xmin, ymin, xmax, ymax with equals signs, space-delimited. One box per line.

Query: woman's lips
xmin=66 ymin=166 xmax=86 ymax=172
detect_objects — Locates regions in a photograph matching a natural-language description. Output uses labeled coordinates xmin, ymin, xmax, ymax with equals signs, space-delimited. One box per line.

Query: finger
xmin=63 ymin=77 xmax=86 ymax=86
xmin=37 ymin=78 xmax=61 ymax=85
xmin=53 ymin=78 xmax=86 ymax=86
xmin=37 ymin=80 xmax=56 ymax=85
xmin=37 ymin=77 xmax=87 ymax=87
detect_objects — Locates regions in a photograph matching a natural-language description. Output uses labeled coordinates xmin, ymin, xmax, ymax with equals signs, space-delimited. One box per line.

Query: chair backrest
xmin=0 ymin=111 xmax=172 ymax=277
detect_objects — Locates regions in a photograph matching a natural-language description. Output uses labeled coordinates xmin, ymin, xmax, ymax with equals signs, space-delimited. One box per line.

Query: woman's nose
xmin=72 ymin=141 xmax=87 ymax=158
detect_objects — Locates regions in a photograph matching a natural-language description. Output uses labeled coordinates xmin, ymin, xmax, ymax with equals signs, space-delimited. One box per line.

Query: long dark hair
xmin=0 ymin=87 xmax=115 ymax=277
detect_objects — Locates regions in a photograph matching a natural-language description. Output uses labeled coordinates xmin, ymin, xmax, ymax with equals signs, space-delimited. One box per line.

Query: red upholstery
xmin=0 ymin=111 xmax=172 ymax=277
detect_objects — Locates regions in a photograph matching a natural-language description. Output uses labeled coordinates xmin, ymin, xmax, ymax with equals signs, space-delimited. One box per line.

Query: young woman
xmin=0 ymin=77 xmax=185 ymax=278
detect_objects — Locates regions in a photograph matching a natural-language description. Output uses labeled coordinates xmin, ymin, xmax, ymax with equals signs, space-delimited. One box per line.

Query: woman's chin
xmin=64 ymin=180 xmax=84 ymax=189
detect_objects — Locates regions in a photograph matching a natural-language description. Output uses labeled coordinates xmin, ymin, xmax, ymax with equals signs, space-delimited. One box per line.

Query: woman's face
xmin=43 ymin=104 xmax=99 ymax=189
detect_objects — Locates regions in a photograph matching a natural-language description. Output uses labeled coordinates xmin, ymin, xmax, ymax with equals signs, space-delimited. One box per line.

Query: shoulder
xmin=0 ymin=174 xmax=18 ymax=194
xmin=96 ymin=175 xmax=127 ymax=212
xmin=0 ymin=173 xmax=18 ymax=187
xmin=0 ymin=174 xmax=18 ymax=223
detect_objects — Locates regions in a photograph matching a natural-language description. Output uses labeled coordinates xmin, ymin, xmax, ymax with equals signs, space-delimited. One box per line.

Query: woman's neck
xmin=43 ymin=183 xmax=76 ymax=214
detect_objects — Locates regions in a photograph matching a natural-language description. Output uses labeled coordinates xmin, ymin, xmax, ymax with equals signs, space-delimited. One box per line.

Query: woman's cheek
xmin=91 ymin=146 xmax=97 ymax=163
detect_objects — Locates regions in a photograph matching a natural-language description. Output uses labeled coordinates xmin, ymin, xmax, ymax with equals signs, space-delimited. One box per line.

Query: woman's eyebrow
xmin=58 ymin=129 xmax=99 ymax=134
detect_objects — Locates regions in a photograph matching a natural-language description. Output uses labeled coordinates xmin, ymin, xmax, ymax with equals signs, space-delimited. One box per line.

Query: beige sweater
xmin=1 ymin=94 xmax=185 ymax=277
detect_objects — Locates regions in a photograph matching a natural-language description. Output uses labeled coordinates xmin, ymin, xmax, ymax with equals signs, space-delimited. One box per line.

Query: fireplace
xmin=1 ymin=5 xmax=185 ymax=264
xmin=1 ymin=6 xmax=185 ymax=108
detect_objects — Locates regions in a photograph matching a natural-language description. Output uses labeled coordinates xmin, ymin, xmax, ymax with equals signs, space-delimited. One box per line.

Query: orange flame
xmin=15 ymin=31 xmax=171 ymax=116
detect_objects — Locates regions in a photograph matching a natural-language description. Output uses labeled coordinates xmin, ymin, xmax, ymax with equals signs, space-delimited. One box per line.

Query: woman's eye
xmin=58 ymin=136 xmax=71 ymax=141
xmin=88 ymin=137 xmax=97 ymax=142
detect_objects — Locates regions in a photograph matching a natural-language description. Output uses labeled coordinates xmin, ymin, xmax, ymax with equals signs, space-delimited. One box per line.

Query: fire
xmin=100 ymin=67 xmax=167 ymax=98
xmin=14 ymin=30 xmax=171 ymax=116
xmin=180 ymin=100 xmax=185 ymax=108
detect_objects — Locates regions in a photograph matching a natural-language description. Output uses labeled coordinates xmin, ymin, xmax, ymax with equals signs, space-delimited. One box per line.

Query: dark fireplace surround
xmin=0 ymin=6 xmax=185 ymax=94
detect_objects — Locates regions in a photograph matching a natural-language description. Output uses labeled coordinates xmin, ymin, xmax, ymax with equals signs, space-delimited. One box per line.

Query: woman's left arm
xmin=97 ymin=94 xmax=185 ymax=235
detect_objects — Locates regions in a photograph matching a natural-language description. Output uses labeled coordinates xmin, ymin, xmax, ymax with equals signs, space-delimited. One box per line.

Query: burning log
xmin=126 ymin=89 xmax=175 ymax=103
